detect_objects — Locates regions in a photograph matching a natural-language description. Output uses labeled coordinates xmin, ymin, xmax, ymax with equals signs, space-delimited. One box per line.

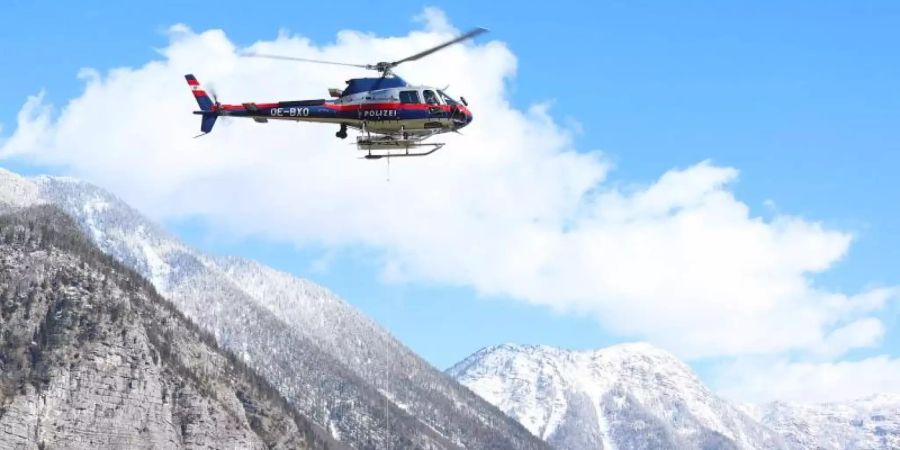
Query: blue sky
xmin=2 ymin=1 xmax=899 ymax=396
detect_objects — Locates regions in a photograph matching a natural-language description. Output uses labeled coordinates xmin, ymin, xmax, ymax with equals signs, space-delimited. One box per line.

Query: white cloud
xmin=817 ymin=317 xmax=885 ymax=357
xmin=1 ymin=8 xmax=896 ymax=386
xmin=715 ymin=356 xmax=900 ymax=403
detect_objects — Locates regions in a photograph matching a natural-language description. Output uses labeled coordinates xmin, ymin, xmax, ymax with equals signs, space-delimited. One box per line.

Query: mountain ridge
xmin=449 ymin=342 xmax=785 ymax=450
xmin=449 ymin=342 xmax=900 ymax=450
xmin=0 ymin=167 xmax=550 ymax=450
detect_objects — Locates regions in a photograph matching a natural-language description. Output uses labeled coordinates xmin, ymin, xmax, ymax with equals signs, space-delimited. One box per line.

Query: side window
xmin=423 ymin=90 xmax=439 ymax=105
xmin=372 ymin=90 xmax=394 ymax=101
xmin=399 ymin=90 xmax=420 ymax=104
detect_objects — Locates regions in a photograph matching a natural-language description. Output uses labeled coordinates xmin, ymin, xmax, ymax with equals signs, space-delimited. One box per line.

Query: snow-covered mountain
xmin=0 ymin=168 xmax=549 ymax=450
xmin=755 ymin=394 xmax=900 ymax=450
xmin=448 ymin=343 xmax=787 ymax=450
xmin=6 ymin=167 xmax=897 ymax=450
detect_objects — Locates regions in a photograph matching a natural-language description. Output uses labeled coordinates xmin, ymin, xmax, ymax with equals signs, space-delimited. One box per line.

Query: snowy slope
xmin=0 ymin=168 xmax=43 ymax=209
xmin=756 ymin=394 xmax=900 ymax=450
xmin=448 ymin=343 xmax=787 ymax=450
xmin=0 ymin=168 xmax=548 ymax=450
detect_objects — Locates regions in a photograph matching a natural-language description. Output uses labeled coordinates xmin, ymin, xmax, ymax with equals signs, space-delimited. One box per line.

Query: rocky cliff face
xmin=448 ymin=343 xmax=787 ymax=450
xmin=0 ymin=168 xmax=549 ymax=450
xmin=0 ymin=205 xmax=347 ymax=450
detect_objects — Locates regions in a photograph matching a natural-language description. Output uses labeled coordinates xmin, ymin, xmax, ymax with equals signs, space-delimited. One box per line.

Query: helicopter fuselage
xmin=191 ymin=78 xmax=473 ymax=137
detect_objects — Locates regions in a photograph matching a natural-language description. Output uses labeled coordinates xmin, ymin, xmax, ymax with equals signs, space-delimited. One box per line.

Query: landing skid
xmin=356 ymin=135 xmax=444 ymax=159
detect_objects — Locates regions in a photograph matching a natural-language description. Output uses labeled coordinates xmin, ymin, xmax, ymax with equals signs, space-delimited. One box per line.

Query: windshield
xmin=437 ymin=90 xmax=458 ymax=105
xmin=423 ymin=90 xmax=439 ymax=105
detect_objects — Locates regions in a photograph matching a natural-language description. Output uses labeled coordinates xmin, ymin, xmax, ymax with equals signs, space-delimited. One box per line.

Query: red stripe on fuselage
xmin=214 ymin=102 xmax=279 ymax=111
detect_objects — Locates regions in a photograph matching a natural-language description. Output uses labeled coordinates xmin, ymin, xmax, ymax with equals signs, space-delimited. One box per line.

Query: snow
xmin=81 ymin=194 xmax=111 ymax=243
xmin=449 ymin=343 xmax=786 ymax=449
xmin=451 ymin=343 xmax=900 ymax=449
xmin=0 ymin=168 xmax=43 ymax=208
xmin=759 ymin=393 xmax=900 ymax=450
xmin=131 ymin=225 xmax=174 ymax=292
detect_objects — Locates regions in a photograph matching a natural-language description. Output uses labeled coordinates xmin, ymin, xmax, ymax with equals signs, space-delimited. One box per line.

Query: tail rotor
xmin=207 ymin=84 xmax=223 ymax=111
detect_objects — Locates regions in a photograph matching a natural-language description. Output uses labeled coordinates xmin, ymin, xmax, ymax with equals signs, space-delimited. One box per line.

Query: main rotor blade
xmin=242 ymin=52 xmax=371 ymax=69
xmin=389 ymin=27 xmax=488 ymax=67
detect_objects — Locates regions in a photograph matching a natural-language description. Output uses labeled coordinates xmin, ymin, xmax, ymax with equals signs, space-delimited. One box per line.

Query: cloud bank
xmin=2 ymin=9 xmax=896 ymax=402
xmin=717 ymin=354 xmax=900 ymax=403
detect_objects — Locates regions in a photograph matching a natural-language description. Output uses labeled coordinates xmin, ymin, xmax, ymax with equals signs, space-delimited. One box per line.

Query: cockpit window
xmin=399 ymin=90 xmax=420 ymax=104
xmin=423 ymin=90 xmax=440 ymax=105
xmin=437 ymin=90 xmax=458 ymax=105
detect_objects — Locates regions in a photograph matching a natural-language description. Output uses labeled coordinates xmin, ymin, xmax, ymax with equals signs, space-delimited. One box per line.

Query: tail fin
xmin=185 ymin=74 xmax=214 ymax=111
xmin=185 ymin=74 xmax=218 ymax=136
xmin=200 ymin=114 xmax=218 ymax=135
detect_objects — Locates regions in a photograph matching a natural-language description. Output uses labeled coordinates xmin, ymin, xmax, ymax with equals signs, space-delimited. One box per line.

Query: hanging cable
xmin=384 ymin=163 xmax=394 ymax=450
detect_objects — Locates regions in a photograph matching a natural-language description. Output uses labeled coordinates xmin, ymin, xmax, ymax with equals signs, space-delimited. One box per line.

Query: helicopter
xmin=185 ymin=27 xmax=487 ymax=159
